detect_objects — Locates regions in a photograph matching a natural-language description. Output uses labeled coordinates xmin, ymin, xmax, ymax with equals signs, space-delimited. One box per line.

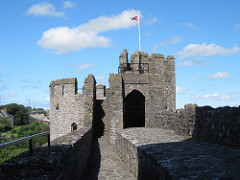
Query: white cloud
xmin=38 ymin=9 xmax=138 ymax=53
xmin=0 ymin=83 xmax=8 ymax=91
xmin=178 ymin=58 xmax=206 ymax=67
xmin=4 ymin=92 xmax=16 ymax=99
xmin=176 ymin=87 xmax=184 ymax=94
xmin=45 ymin=97 xmax=50 ymax=101
xmin=179 ymin=22 xmax=198 ymax=30
xmin=152 ymin=36 xmax=181 ymax=52
xmin=192 ymin=76 xmax=198 ymax=81
xmin=27 ymin=2 xmax=65 ymax=18
xmin=177 ymin=43 xmax=240 ymax=59
xmin=203 ymin=93 xmax=231 ymax=100
xmin=39 ymin=26 xmax=111 ymax=53
xmin=207 ymin=72 xmax=230 ymax=79
xmin=144 ymin=32 xmax=151 ymax=36
xmin=190 ymin=95 xmax=200 ymax=100
xmin=63 ymin=1 xmax=76 ymax=8
xmin=96 ymin=76 xmax=105 ymax=80
xmin=219 ymin=95 xmax=231 ymax=100
xmin=235 ymin=24 xmax=240 ymax=32
xmin=146 ymin=17 xmax=158 ymax=25
xmin=76 ymin=63 xmax=95 ymax=70
xmin=203 ymin=93 xmax=219 ymax=99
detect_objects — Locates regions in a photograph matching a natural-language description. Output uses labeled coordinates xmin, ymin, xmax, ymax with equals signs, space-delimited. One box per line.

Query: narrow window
xmin=62 ymin=85 xmax=64 ymax=96
xmin=71 ymin=123 xmax=77 ymax=132
xmin=56 ymin=103 xmax=59 ymax=110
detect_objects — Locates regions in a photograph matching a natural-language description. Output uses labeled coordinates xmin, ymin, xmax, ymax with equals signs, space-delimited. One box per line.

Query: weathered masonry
xmin=49 ymin=75 xmax=96 ymax=141
xmin=49 ymin=49 xmax=176 ymax=142
xmin=108 ymin=49 xmax=176 ymax=142
xmin=1 ymin=50 xmax=240 ymax=180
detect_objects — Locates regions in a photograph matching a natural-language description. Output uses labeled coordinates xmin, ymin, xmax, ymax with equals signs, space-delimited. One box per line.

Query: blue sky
xmin=0 ymin=0 xmax=239 ymax=109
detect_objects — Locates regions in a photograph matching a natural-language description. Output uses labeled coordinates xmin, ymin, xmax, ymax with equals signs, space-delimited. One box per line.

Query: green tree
xmin=0 ymin=103 xmax=22 ymax=116
xmin=0 ymin=103 xmax=30 ymax=126
xmin=0 ymin=122 xmax=50 ymax=164
xmin=31 ymin=107 xmax=44 ymax=111
xmin=14 ymin=110 xmax=29 ymax=126
xmin=0 ymin=118 xmax=12 ymax=133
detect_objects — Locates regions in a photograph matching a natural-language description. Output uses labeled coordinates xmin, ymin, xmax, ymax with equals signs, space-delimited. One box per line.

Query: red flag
xmin=131 ymin=16 xmax=138 ymax=21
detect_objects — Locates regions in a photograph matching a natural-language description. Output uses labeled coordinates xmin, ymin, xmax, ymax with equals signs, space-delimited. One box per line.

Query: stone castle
xmin=1 ymin=49 xmax=239 ymax=179
xmin=49 ymin=49 xmax=176 ymax=141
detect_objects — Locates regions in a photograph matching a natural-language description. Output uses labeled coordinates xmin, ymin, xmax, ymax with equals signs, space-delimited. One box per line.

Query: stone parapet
xmin=0 ymin=127 xmax=92 ymax=179
xmin=96 ymin=84 xmax=106 ymax=100
xmin=116 ymin=128 xmax=240 ymax=179
xmin=151 ymin=104 xmax=240 ymax=147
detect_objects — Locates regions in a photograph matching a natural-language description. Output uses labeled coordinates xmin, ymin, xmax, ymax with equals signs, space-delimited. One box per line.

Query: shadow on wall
xmin=94 ymin=100 xmax=105 ymax=136
xmin=136 ymin=139 xmax=240 ymax=180
xmin=81 ymin=137 xmax=101 ymax=179
xmin=192 ymin=106 xmax=240 ymax=147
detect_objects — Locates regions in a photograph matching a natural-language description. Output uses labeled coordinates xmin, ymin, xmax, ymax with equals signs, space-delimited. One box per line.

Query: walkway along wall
xmin=151 ymin=104 xmax=240 ymax=147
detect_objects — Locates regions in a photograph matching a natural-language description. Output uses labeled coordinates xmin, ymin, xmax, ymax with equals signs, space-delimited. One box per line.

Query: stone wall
xmin=108 ymin=50 xmax=176 ymax=143
xmin=115 ymin=128 xmax=240 ymax=180
xmin=49 ymin=78 xmax=82 ymax=140
xmin=49 ymin=74 xmax=96 ymax=141
xmin=115 ymin=128 xmax=186 ymax=179
xmin=96 ymin=84 xmax=106 ymax=100
xmin=82 ymin=74 xmax=96 ymax=128
xmin=151 ymin=104 xmax=240 ymax=147
xmin=115 ymin=129 xmax=173 ymax=179
xmin=116 ymin=129 xmax=168 ymax=179
xmin=108 ymin=74 xmax=124 ymax=143
xmin=0 ymin=127 xmax=92 ymax=179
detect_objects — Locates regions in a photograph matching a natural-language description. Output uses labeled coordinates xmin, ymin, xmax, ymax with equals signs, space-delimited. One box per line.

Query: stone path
xmin=82 ymin=135 xmax=135 ymax=180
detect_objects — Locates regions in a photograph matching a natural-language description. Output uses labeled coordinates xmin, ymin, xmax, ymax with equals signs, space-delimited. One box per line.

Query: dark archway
xmin=124 ymin=90 xmax=145 ymax=128
xmin=71 ymin=123 xmax=77 ymax=132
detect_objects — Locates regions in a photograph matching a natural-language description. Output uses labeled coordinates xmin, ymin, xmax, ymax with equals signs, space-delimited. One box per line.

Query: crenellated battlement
xmin=119 ymin=50 xmax=175 ymax=74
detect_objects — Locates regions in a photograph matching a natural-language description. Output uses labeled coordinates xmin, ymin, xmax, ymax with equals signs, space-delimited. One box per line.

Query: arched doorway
xmin=124 ymin=90 xmax=145 ymax=128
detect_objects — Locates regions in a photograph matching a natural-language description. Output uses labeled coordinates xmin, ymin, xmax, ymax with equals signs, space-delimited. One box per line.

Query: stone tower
xmin=49 ymin=50 xmax=176 ymax=142
xmin=108 ymin=49 xmax=176 ymax=142
xmin=49 ymin=75 xmax=96 ymax=141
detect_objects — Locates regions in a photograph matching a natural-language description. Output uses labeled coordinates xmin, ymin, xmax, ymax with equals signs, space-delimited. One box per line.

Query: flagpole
xmin=138 ymin=10 xmax=141 ymax=51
